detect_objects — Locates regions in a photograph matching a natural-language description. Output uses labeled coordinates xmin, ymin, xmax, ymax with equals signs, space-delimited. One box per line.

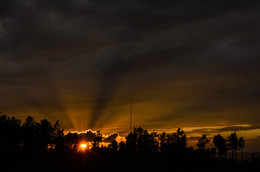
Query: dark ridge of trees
xmin=0 ymin=115 xmax=259 ymax=172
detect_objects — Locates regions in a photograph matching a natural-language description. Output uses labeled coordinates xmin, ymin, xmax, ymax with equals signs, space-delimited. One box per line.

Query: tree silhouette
xmin=213 ymin=134 xmax=227 ymax=159
xmin=38 ymin=119 xmax=55 ymax=151
xmin=109 ymin=140 xmax=118 ymax=152
xmin=210 ymin=147 xmax=217 ymax=159
xmin=160 ymin=128 xmax=187 ymax=154
xmin=0 ymin=115 xmax=22 ymax=151
xmin=52 ymin=120 xmax=65 ymax=150
xmin=136 ymin=127 xmax=158 ymax=152
xmin=174 ymin=128 xmax=187 ymax=150
xmin=64 ymin=132 xmax=79 ymax=149
xmin=125 ymin=127 xmax=159 ymax=153
xmin=93 ymin=130 xmax=103 ymax=148
xmin=22 ymin=116 xmax=38 ymax=152
xmin=238 ymin=137 xmax=245 ymax=162
xmin=196 ymin=134 xmax=210 ymax=151
xmin=118 ymin=141 xmax=126 ymax=152
xmin=126 ymin=130 xmax=137 ymax=152
xmin=227 ymin=132 xmax=238 ymax=160
xmin=159 ymin=132 xmax=168 ymax=152
xmin=149 ymin=131 xmax=159 ymax=152
xmin=22 ymin=116 xmax=65 ymax=152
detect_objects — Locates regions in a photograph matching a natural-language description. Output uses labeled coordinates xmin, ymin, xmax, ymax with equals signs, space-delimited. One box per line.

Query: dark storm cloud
xmin=0 ymin=0 xmax=260 ymax=131
xmin=216 ymin=125 xmax=260 ymax=132
xmin=188 ymin=125 xmax=260 ymax=135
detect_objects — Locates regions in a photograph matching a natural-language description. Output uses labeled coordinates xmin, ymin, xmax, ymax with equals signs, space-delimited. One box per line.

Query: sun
xmin=78 ymin=141 xmax=93 ymax=152
xmin=80 ymin=144 xmax=87 ymax=149
xmin=78 ymin=142 xmax=88 ymax=151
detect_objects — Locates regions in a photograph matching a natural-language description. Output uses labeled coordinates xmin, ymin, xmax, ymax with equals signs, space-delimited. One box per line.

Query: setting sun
xmin=80 ymin=144 xmax=87 ymax=150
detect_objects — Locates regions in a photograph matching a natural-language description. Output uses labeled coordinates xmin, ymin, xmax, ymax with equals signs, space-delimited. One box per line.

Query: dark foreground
xmin=1 ymin=150 xmax=260 ymax=172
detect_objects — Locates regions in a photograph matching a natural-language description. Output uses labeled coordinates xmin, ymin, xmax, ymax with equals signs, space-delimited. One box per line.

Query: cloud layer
xmin=0 ymin=1 xmax=260 ymax=137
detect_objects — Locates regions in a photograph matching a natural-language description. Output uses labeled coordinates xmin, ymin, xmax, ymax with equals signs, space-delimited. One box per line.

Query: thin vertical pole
xmin=130 ymin=97 xmax=132 ymax=133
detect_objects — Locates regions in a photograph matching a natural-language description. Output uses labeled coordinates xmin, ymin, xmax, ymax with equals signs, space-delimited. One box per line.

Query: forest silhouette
xmin=0 ymin=115 xmax=259 ymax=172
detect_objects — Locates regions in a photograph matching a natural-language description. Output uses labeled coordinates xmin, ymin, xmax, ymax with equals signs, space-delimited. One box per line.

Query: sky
xmin=0 ymin=0 xmax=260 ymax=151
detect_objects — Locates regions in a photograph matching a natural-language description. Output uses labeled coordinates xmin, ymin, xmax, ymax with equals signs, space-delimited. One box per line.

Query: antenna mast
xmin=130 ymin=97 xmax=133 ymax=133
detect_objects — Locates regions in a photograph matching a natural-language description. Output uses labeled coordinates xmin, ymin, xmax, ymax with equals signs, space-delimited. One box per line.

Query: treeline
xmin=110 ymin=127 xmax=245 ymax=161
xmin=0 ymin=115 xmax=258 ymax=172
xmin=0 ymin=115 xmax=63 ymax=152
xmin=0 ymin=115 xmax=245 ymax=159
